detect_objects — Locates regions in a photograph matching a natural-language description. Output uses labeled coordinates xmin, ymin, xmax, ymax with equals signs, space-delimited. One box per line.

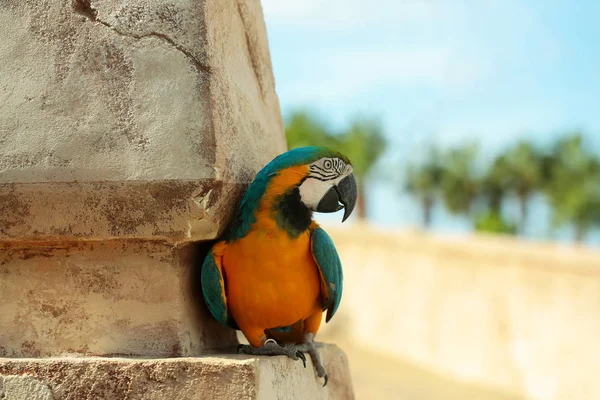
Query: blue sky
xmin=261 ymin=0 xmax=600 ymax=243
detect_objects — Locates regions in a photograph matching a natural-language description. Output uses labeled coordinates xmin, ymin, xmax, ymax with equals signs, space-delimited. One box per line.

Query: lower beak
xmin=315 ymin=173 xmax=358 ymax=222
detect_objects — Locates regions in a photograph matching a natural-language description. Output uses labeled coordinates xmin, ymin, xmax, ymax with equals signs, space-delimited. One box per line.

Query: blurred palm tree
xmin=474 ymin=211 xmax=517 ymax=235
xmin=501 ymin=141 xmax=544 ymax=233
xmin=474 ymin=154 xmax=518 ymax=235
xmin=441 ymin=143 xmax=481 ymax=218
xmin=405 ymin=147 xmax=444 ymax=227
xmin=285 ymin=109 xmax=337 ymax=149
xmin=481 ymin=155 xmax=510 ymax=215
xmin=285 ymin=110 xmax=386 ymax=220
xmin=545 ymin=134 xmax=600 ymax=242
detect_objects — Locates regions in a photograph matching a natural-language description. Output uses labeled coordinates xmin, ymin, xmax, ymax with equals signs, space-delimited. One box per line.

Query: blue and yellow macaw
xmin=201 ymin=146 xmax=357 ymax=385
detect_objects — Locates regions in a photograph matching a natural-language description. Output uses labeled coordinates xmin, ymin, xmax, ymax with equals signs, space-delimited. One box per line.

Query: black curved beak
xmin=315 ymin=173 xmax=358 ymax=222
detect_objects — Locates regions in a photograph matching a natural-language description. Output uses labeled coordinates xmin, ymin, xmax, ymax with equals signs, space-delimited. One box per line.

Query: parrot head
xmin=296 ymin=150 xmax=357 ymax=222
xmin=226 ymin=146 xmax=358 ymax=240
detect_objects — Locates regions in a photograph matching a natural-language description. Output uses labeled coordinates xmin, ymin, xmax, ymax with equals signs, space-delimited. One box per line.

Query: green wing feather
xmin=311 ymin=227 xmax=344 ymax=322
xmin=200 ymin=249 xmax=238 ymax=329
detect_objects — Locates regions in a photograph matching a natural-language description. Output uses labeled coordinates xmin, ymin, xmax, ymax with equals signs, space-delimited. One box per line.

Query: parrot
xmin=200 ymin=146 xmax=357 ymax=386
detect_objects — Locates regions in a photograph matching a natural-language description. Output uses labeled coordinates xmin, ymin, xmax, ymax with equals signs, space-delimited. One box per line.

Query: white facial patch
xmin=298 ymin=159 xmax=353 ymax=210
xmin=299 ymin=178 xmax=332 ymax=210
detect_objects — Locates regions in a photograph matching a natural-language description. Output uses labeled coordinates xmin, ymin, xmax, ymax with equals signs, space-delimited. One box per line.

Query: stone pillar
xmin=0 ymin=0 xmax=354 ymax=398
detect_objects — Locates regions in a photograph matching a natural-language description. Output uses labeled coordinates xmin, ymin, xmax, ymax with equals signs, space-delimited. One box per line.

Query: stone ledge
xmin=0 ymin=180 xmax=246 ymax=243
xmin=0 ymin=345 xmax=354 ymax=400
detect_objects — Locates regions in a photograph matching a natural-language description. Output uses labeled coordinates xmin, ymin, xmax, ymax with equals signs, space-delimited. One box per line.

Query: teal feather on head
xmin=224 ymin=146 xmax=348 ymax=241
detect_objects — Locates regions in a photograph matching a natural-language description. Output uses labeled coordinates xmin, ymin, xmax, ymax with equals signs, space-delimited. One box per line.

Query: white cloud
xmin=262 ymin=0 xmax=497 ymax=103
xmin=275 ymin=45 xmax=489 ymax=105
xmin=326 ymin=47 xmax=488 ymax=87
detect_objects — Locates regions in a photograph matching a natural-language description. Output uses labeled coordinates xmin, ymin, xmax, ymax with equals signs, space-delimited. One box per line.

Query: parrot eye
xmin=308 ymin=158 xmax=345 ymax=181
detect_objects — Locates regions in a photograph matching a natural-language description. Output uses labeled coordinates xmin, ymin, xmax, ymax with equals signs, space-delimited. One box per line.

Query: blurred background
xmin=261 ymin=1 xmax=600 ymax=399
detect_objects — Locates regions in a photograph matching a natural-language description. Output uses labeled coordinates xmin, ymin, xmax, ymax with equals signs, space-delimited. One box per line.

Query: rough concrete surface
xmin=0 ymin=240 xmax=236 ymax=358
xmin=0 ymin=375 xmax=54 ymax=400
xmin=0 ymin=345 xmax=354 ymax=400
xmin=0 ymin=0 xmax=286 ymax=242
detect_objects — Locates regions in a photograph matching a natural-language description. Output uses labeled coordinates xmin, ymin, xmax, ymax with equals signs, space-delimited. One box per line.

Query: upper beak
xmin=315 ymin=173 xmax=358 ymax=222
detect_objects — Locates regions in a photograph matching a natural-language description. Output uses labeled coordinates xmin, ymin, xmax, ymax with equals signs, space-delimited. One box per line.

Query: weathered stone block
xmin=0 ymin=241 xmax=235 ymax=358
xmin=0 ymin=345 xmax=355 ymax=400
xmin=0 ymin=0 xmax=286 ymax=242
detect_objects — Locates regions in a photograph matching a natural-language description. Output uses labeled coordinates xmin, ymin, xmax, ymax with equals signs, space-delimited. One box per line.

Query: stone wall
xmin=0 ymin=0 xmax=288 ymax=358
xmin=324 ymin=223 xmax=600 ymax=400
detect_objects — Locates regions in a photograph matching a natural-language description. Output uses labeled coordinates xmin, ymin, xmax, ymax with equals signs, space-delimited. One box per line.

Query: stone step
xmin=0 ymin=344 xmax=354 ymax=400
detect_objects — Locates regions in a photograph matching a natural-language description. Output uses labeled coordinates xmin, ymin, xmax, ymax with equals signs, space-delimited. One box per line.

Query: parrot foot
xmin=293 ymin=337 xmax=328 ymax=387
xmin=238 ymin=339 xmax=307 ymax=367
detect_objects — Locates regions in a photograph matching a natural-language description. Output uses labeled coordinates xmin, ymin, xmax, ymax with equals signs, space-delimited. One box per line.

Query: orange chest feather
xmin=222 ymin=229 xmax=322 ymax=327
xmin=223 ymin=229 xmax=316 ymax=286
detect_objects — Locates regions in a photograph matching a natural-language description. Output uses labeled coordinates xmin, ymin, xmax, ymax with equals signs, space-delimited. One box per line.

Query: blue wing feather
xmin=200 ymin=249 xmax=238 ymax=329
xmin=311 ymin=227 xmax=343 ymax=322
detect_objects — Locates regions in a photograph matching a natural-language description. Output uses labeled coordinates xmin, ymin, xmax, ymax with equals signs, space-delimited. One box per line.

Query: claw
xmin=238 ymin=342 xmax=306 ymax=367
xmin=296 ymin=351 xmax=307 ymax=368
xmin=297 ymin=335 xmax=329 ymax=387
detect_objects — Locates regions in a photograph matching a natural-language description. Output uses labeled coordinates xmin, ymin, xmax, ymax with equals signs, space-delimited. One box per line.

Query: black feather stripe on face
xmin=309 ymin=165 xmax=334 ymax=174
xmin=273 ymin=187 xmax=312 ymax=238
xmin=309 ymin=173 xmax=337 ymax=181
xmin=306 ymin=175 xmax=334 ymax=182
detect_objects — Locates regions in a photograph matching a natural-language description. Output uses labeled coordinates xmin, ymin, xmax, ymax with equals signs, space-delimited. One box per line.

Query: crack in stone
xmin=72 ymin=0 xmax=211 ymax=75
